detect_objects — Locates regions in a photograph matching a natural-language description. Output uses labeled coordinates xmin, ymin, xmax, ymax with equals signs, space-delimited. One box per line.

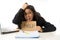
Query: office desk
xmin=0 ymin=31 xmax=60 ymax=40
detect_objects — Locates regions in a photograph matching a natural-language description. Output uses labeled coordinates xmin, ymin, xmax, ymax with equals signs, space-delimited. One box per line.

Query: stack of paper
xmin=15 ymin=30 xmax=40 ymax=38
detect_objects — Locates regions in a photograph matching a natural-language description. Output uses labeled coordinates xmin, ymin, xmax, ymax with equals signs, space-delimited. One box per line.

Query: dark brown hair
xmin=23 ymin=5 xmax=41 ymax=21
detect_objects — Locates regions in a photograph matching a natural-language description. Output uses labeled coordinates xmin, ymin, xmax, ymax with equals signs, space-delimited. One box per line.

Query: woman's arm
xmin=43 ymin=22 xmax=56 ymax=32
xmin=37 ymin=15 xmax=56 ymax=32
xmin=12 ymin=9 xmax=24 ymax=24
xmin=12 ymin=3 xmax=28 ymax=25
xmin=36 ymin=12 xmax=56 ymax=32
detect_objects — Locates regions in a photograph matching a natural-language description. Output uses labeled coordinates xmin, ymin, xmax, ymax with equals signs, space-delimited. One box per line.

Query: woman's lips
xmin=26 ymin=17 xmax=32 ymax=21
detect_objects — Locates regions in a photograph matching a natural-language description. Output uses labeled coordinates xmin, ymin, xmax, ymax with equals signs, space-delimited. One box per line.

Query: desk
xmin=0 ymin=31 xmax=60 ymax=40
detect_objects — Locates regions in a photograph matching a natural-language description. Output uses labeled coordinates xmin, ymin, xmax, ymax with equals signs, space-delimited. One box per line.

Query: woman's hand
xmin=36 ymin=26 xmax=43 ymax=32
xmin=22 ymin=3 xmax=28 ymax=10
xmin=16 ymin=28 xmax=20 ymax=31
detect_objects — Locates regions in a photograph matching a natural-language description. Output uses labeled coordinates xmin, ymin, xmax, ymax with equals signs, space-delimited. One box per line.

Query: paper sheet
xmin=15 ymin=30 xmax=40 ymax=38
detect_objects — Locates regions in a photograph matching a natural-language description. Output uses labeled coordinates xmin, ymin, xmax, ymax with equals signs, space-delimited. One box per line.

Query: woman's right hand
xmin=22 ymin=3 xmax=28 ymax=10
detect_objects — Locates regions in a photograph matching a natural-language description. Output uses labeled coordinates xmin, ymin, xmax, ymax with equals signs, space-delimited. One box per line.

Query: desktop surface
xmin=0 ymin=30 xmax=60 ymax=40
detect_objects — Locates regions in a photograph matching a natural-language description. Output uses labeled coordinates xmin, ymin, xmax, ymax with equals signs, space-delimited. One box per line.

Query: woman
xmin=12 ymin=3 xmax=56 ymax=32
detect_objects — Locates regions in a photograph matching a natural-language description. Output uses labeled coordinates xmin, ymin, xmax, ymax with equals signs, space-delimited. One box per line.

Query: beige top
xmin=21 ymin=21 xmax=36 ymax=31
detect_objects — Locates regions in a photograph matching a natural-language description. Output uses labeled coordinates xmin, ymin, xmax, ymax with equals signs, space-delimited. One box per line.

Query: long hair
xmin=23 ymin=5 xmax=41 ymax=21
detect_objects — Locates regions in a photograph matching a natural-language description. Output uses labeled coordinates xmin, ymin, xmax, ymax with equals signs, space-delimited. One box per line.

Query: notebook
xmin=0 ymin=24 xmax=19 ymax=34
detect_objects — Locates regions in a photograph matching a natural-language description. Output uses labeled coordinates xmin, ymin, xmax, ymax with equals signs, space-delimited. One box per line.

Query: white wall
xmin=0 ymin=0 xmax=60 ymax=33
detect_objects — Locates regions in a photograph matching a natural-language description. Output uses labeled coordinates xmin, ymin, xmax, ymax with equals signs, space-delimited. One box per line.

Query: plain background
xmin=0 ymin=0 xmax=60 ymax=35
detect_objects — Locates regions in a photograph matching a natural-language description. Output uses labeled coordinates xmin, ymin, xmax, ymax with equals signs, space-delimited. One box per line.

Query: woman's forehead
xmin=25 ymin=9 xmax=32 ymax=12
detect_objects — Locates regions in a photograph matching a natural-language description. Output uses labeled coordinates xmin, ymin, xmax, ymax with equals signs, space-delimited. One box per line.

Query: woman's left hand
xmin=36 ymin=26 xmax=43 ymax=32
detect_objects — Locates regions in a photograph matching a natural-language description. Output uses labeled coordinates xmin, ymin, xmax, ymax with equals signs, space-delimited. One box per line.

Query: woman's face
xmin=24 ymin=9 xmax=33 ymax=21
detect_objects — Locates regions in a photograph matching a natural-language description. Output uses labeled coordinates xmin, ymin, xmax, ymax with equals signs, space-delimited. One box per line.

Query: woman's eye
xmin=29 ymin=12 xmax=32 ymax=14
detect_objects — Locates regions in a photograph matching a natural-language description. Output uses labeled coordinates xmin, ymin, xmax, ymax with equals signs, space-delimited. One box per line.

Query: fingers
xmin=22 ymin=3 xmax=28 ymax=10
xmin=25 ymin=3 xmax=28 ymax=4
xmin=36 ymin=26 xmax=43 ymax=32
xmin=16 ymin=28 xmax=20 ymax=31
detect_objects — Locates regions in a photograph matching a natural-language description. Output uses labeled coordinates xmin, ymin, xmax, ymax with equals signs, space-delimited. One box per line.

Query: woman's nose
xmin=26 ymin=14 xmax=30 ymax=17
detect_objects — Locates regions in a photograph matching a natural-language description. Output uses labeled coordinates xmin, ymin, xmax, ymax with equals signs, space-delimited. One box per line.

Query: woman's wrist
xmin=21 ymin=8 xmax=25 ymax=10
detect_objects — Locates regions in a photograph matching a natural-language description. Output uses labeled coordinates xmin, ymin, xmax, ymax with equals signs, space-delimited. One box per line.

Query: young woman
xmin=12 ymin=3 xmax=56 ymax=32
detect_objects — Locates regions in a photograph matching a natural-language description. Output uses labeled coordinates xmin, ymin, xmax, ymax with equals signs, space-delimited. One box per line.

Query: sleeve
xmin=12 ymin=8 xmax=24 ymax=25
xmin=37 ymin=16 xmax=46 ymax=26
xmin=37 ymin=15 xmax=56 ymax=32
xmin=42 ymin=22 xmax=56 ymax=32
